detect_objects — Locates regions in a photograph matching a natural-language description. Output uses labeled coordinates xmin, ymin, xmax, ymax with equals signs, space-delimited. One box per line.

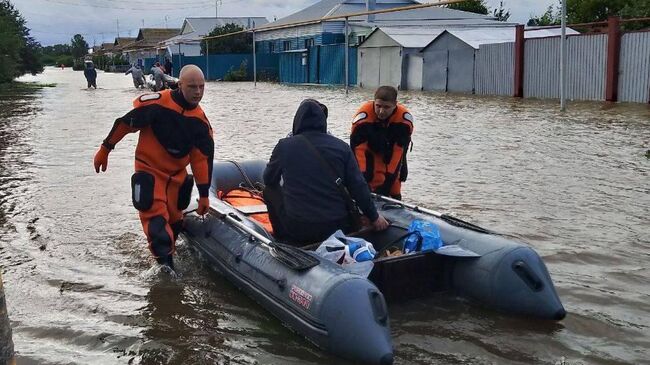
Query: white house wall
xmin=256 ymin=23 xmax=323 ymax=41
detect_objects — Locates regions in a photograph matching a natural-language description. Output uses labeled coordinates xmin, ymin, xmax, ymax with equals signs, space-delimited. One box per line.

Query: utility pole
xmin=560 ymin=0 xmax=567 ymax=111
xmin=215 ymin=0 xmax=221 ymax=18
xmin=142 ymin=19 xmax=144 ymax=28
xmin=116 ymin=19 xmax=120 ymax=37
xmin=165 ymin=15 xmax=169 ymax=28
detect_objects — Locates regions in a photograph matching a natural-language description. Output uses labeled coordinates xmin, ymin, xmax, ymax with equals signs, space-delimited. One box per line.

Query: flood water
xmin=1 ymin=68 xmax=649 ymax=364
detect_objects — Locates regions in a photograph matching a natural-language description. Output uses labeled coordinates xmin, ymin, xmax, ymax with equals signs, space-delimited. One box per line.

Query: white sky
xmin=12 ymin=0 xmax=557 ymax=46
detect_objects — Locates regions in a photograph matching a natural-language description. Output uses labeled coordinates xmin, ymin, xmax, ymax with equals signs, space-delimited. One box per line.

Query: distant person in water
xmin=93 ymin=65 xmax=214 ymax=271
xmin=125 ymin=64 xmax=145 ymax=89
xmin=164 ymin=58 xmax=173 ymax=76
xmin=150 ymin=62 xmax=166 ymax=91
xmin=83 ymin=61 xmax=97 ymax=89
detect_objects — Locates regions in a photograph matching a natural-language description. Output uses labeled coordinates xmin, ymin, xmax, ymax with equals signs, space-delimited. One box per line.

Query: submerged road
xmin=0 ymin=68 xmax=649 ymax=364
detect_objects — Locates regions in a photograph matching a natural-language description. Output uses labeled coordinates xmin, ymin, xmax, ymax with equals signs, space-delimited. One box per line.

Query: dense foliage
xmin=0 ymin=0 xmax=43 ymax=83
xmin=201 ymin=23 xmax=253 ymax=55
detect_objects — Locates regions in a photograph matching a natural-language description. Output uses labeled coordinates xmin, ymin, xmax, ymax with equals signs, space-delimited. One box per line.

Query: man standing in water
xmin=93 ymin=65 xmax=214 ymax=270
xmin=125 ymin=64 xmax=145 ymax=89
xmin=350 ymin=86 xmax=413 ymax=200
xmin=83 ymin=61 xmax=97 ymax=89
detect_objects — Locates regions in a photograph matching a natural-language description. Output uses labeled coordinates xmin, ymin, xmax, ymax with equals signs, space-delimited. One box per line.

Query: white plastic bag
xmin=315 ymin=230 xmax=376 ymax=277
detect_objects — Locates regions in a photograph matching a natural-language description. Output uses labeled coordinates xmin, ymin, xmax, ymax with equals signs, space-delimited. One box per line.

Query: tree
xmin=492 ymin=1 xmax=511 ymax=21
xmin=200 ymin=23 xmax=253 ymax=55
xmin=70 ymin=34 xmax=89 ymax=60
xmin=446 ymin=0 xmax=489 ymax=15
xmin=527 ymin=4 xmax=561 ymax=26
xmin=527 ymin=0 xmax=649 ymax=29
xmin=0 ymin=0 xmax=43 ymax=83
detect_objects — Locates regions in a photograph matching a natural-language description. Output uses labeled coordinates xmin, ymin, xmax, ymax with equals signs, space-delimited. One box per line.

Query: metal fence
xmin=474 ymin=42 xmax=514 ymax=96
xmin=618 ymin=31 xmax=650 ymax=103
xmin=524 ymin=34 xmax=608 ymax=101
xmin=144 ymin=54 xmax=279 ymax=81
xmin=279 ymin=45 xmax=357 ymax=85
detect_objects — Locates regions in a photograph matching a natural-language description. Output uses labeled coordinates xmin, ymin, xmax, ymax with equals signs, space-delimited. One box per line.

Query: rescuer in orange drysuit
xmin=93 ymin=64 xmax=214 ymax=269
xmin=350 ymin=86 xmax=414 ymax=200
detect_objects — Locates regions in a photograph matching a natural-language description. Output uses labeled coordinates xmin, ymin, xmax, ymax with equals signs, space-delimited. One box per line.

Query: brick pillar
xmin=513 ymin=24 xmax=525 ymax=97
xmin=605 ymin=16 xmax=621 ymax=102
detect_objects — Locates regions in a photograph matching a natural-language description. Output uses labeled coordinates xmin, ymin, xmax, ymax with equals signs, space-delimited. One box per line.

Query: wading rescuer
xmin=93 ymin=64 xmax=214 ymax=270
xmin=350 ymin=86 xmax=413 ymax=200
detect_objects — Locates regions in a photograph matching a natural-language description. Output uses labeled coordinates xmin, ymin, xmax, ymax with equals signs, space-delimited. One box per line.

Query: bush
xmin=223 ymin=60 xmax=249 ymax=81
xmin=55 ymin=55 xmax=73 ymax=67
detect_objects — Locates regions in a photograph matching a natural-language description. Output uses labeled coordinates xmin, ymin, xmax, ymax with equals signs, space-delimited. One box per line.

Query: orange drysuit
xmin=94 ymin=89 xmax=214 ymax=265
xmin=350 ymin=101 xmax=413 ymax=199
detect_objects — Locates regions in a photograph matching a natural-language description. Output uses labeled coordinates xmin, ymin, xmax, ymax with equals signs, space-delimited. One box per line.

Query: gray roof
xmin=268 ymin=0 xmax=497 ymax=27
xmin=181 ymin=17 xmax=269 ymax=36
xmin=421 ymin=26 xmax=581 ymax=50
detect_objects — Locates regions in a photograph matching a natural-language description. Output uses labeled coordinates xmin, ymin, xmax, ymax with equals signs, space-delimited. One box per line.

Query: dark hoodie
xmin=264 ymin=100 xmax=379 ymax=223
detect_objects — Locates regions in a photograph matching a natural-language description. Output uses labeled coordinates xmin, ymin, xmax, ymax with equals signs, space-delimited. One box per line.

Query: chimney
xmin=367 ymin=0 xmax=376 ymax=22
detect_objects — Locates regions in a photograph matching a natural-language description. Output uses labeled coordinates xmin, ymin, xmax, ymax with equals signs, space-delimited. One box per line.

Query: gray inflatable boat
xmin=181 ymin=160 xmax=565 ymax=365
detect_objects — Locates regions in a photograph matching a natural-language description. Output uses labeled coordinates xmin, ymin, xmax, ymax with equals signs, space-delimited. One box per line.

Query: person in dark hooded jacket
xmin=263 ymin=99 xmax=389 ymax=245
xmin=84 ymin=61 xmax=97 ymax=89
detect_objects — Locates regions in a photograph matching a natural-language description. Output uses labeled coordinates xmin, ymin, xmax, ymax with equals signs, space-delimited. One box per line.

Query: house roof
xmin=180 ymin=17 xmax=268 ymax=35
xmin=266 ymin=0 xmax=498 ymax=28
xmin=123 ymin=28 xmax=181 ymax=51
xmin=364 ymin=27 xmax=445 ymax=48
xmin=421 ymin=26 xmax=580 ymax=50
xmin=113 ymin=37 xmax=136 ymax=51
xmin=161 ymin=17 xmax=269 ymax=45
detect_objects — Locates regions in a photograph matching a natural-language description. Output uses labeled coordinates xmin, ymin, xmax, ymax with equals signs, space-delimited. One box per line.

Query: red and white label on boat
xmin=289 ymin=284 xmax=313 ymax=310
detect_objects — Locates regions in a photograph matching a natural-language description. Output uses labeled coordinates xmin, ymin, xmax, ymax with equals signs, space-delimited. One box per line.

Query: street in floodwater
xmin=1 ymin=68 xmax=649 ymax=365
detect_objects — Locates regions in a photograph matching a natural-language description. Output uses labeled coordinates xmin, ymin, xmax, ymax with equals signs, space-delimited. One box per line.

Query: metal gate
xmin=447 ymin=48 xmax=475 ymax=93
xmin=423 ymin=50 xmax=447 ymax=91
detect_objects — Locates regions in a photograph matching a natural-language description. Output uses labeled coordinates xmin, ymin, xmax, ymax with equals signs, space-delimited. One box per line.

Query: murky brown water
xmin=1 ymin=68 xmax=649 ymax=364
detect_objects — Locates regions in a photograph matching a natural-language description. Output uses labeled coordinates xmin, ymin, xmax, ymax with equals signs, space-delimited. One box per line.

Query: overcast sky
xmin=13 ymin=0 xmax=557 ymax=46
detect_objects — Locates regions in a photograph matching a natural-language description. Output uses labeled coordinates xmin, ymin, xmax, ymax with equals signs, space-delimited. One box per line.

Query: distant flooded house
xmin=160 ymin=17 xmax=269 ymax=58
xmin=254 ymin=0 xmax=509 ymax=85
xmin=121 ymin=29 xmax=180 ymax=67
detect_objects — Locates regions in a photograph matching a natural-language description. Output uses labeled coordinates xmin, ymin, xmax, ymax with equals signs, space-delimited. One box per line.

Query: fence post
xmin=0 ymin=272 xmax=15 ymax=365
xmin=513 ymin=24 xmax=524 ymax=98
xmin=253 ymin=28 xmax=257 ymax=87
xmin=605 ymin=16 xmax=621 ymax=102
xmin=345 ymin=16 xmax=349 ymax=95
xmin=205 ymin=39 xmax=209 ymax=81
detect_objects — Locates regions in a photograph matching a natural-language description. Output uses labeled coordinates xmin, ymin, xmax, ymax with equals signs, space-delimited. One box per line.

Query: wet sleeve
xmin=190 ymin=123 xmax=214 ymax=198
xmin=263 ymin=141 xmax=283 ymax=186
xmin=101 ymin=104 xmax=158 ymax=150
xmin=344 ymin=148 xmax=378 ymax=222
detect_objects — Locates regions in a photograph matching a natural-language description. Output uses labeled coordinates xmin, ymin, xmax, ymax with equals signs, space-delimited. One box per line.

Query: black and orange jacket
xmin=350 ymin=101 xmax=413 ymax=195
xmin=101 ymin=89 xmax=214 ymax=197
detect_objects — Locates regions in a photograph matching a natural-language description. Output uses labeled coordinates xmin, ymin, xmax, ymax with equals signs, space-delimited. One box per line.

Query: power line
xmin=33 ymin=0 xmax=218 ymax=11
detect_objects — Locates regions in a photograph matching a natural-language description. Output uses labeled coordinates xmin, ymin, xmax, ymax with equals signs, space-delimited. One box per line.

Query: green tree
xmin=446 ymin=0 xmax=489 ymax=15
xmin=527 ymin=4 xmax=561 ymax=26
xmin=0 ymin=0 xmax=43 ymax=83
xmin=70 ymin=34 xmax=89 ymax=60
xmin=200 ymin=23 xmax=253 ymax=55
xmin=528 ymin=0 xmax=649 ymax=29
xmin=492 ymin=1 xmax=511 ymax=21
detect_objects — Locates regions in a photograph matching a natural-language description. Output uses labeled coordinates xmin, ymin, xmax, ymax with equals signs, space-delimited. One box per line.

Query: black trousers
xmin=263 ymin=185 xmax=351 ymax=246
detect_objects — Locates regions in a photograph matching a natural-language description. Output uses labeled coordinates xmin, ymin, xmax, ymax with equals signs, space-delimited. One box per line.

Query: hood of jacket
xmin=292 ymin=99 xmax=328 ymax=135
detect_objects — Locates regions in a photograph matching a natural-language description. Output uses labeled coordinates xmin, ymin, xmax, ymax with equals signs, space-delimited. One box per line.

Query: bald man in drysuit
xmin=93 ymin=65 xmax=214 ymax=270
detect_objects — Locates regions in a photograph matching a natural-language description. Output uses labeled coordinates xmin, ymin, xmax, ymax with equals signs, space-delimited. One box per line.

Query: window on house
xmin=304 ymin=38 xmax=315 ymax=48
xmin=269 ymin=42 xmax=275 ymax=53
xmin=283 ymin=40 xmax=291 ymax=51
xmin=357 ymin=35 xmax=366 ymax=45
